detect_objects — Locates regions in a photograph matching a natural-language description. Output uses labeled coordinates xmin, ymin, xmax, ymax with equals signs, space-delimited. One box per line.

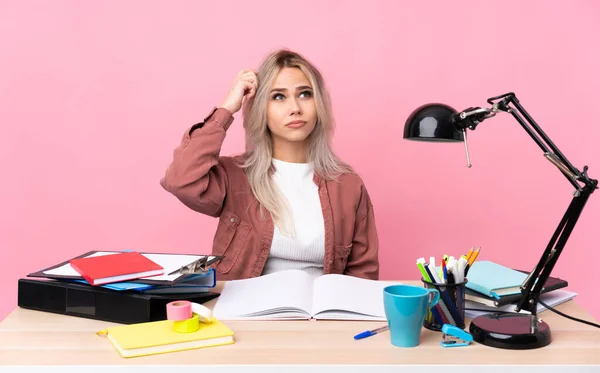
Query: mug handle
xmin=426 ymin=289 xmax=440 ymax=308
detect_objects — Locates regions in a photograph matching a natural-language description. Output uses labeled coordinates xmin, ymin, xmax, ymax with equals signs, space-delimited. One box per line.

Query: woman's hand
xmin=220 ymin=69 xmax=258 ymax=114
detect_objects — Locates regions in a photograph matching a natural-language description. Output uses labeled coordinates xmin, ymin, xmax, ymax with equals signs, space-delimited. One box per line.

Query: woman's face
xmin=266 ymin=67 xmax=317 ymax=146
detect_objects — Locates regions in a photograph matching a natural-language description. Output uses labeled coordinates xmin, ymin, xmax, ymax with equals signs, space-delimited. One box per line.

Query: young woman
xmin=160 ymin=49 xmax=379 ymax=280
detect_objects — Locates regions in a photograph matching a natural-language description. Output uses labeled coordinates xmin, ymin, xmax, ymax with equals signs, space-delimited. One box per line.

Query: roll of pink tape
xmin=166 ymin=300 xmax=193 ymax=321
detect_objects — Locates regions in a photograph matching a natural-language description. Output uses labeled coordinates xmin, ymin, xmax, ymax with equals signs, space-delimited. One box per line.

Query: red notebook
xmin=69 ymin=252 xmax=164 ymax=286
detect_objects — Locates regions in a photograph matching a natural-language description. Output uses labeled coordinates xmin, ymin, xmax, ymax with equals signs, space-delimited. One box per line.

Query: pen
xmin=457 ymin=257 xmax=468 ymax=283
xmin=447 ymin=272 xmax=455 ymax=285
xmin=442 ymin=260 xmax=448 ymax=284
xmin=416 ymin=258 xmax=432 ymax=282
xmin=423 ymin=264 xmax=436 ymax=286
xmin=425 ymin=263 xmax=448 ymax=326
xmin=427 ymin=263 xmax=443 ymax=286
xmin=354 ymin=325 xmax=389 ymax=340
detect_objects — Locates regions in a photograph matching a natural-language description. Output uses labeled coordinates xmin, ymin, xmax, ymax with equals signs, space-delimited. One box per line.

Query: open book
xmin=212 ymin=269 xmax=401 ymax=321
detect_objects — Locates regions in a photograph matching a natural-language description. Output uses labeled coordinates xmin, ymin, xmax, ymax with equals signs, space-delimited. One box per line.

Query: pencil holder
xmin=421 ymin=278 xmax=467 ymax=331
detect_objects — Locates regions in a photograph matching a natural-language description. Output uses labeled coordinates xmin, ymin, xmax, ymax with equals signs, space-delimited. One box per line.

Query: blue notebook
xmin=72 ymin=268 xmax=216 ymax=292
xmin=465 ymin=261 xmax=528 ymax=298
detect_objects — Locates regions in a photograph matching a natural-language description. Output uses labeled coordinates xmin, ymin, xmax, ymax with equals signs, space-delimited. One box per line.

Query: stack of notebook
xmin=18 ymin=250 xmax=223 ymax=324
xmin=463 ymin=261 xmax=577 ymax=318
xmin=28 ymin=250 xmax=221 ymax=293
xmin=18 ymin=250 xmax=237 ymax=358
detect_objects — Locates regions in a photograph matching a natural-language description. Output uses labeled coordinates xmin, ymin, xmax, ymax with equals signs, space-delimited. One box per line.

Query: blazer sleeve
xmin=160 ymin=107 xmax=234 ymax=218
xmin=345 ymin=185 xmax=380 ymax=280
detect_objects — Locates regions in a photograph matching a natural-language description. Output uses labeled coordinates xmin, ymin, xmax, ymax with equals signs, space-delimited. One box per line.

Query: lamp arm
xmin=515 ymin=184 xmax=592 ymax=315
xmin=490 ymin=93 xmax=589 ymax=191
xmin=456 ymin=93 xmax=598 ymax=316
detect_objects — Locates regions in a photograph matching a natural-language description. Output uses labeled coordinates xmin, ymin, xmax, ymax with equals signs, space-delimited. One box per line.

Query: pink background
xmin=1 ymin=1 xmax=599 ymax=322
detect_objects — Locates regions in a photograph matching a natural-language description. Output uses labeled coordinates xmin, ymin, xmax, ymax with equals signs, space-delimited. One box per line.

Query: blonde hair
xmin=240 ymin=49 xmax=353 ymax=235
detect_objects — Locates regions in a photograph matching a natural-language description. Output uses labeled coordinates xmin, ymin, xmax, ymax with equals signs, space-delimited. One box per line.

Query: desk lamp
xmin=403 ymin=92 xmax=598 ymax=349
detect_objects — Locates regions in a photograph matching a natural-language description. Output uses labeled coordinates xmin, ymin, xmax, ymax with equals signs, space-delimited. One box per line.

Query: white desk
xmin=1 ymin=280 xmax=599 ymax=372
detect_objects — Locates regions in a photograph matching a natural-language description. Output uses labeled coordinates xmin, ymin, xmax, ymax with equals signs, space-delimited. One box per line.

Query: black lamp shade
xmin=403 ymin=103 xmax=464 ymax=142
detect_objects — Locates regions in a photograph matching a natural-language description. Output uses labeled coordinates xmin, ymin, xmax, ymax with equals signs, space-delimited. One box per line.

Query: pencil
xmin=465 ymin=247 xmax=474 ymax=263
xmin=467 ymin=247 xmax=480 ymax=266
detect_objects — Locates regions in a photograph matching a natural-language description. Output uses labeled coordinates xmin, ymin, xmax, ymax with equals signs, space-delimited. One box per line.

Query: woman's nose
xmin=289 ymin=98 xmax=301 ymax=114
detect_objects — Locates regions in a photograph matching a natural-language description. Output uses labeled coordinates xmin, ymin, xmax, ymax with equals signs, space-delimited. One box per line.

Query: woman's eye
xmin=300 ymin=90 xmax=313 ymax=98
xmin=272 ymin=93 xmax=284 ymax=100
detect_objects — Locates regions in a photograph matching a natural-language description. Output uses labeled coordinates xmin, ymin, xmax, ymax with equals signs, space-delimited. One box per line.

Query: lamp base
xmin=469 ymin=313 xmax=551 ymax=349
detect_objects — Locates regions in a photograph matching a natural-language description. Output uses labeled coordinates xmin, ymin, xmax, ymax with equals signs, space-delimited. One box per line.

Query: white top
xmin=262 ymin=158 xmax=325 ymax=279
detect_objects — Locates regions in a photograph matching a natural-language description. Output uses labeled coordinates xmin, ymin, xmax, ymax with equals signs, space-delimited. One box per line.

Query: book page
xmin=311 ymin=274 xmax=401 ymax=320
xmin=212 ymin=270 xmax=314 ymax=320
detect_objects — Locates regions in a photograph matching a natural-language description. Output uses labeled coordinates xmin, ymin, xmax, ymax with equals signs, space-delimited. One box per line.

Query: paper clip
xmin=168 ymin=256 xmax=225 ymax=276
xmin=440 ymin=324 xmax=473 ymax=348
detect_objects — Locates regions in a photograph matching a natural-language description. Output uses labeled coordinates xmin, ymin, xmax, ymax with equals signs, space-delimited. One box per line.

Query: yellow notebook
xmin=97 ymin=318 xmax=235 ymax=358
